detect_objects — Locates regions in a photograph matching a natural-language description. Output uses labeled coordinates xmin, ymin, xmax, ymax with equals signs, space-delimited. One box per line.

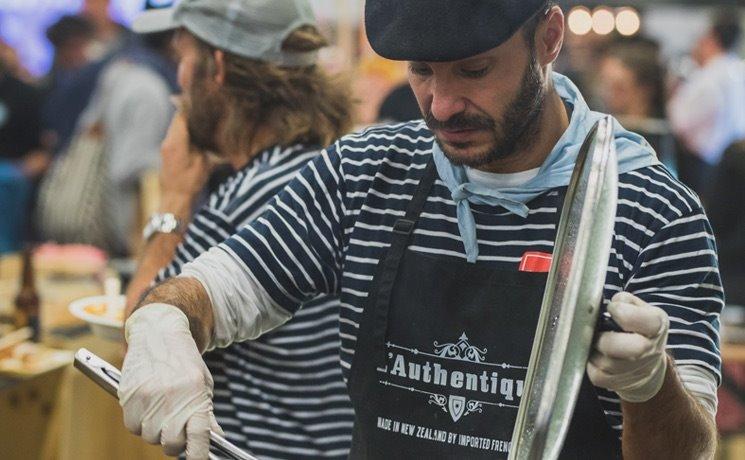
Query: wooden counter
xmin=0 ymin=254 xmax=166 ymax=460
xmin=2 ymin=254 xmax=745 ymax=459
xmin=0 ymin=334 xmax=166 ymax=460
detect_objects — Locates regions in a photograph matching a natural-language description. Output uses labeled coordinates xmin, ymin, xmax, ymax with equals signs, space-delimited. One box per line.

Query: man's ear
xmin=537 ymin=6 xmax=565 ymax=67
xmin=212 ymin=49 xmax=226 ymax=86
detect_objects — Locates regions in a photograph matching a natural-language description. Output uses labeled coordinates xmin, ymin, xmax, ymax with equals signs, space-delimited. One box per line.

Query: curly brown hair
xmin=190 ymin=25 xmax=353 ymax=155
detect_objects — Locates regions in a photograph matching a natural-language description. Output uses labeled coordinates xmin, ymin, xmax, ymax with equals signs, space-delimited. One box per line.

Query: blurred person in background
xmin=36 ymin=15 xmax=97 ymax=183
xmin=599 ymin=39 xmax=665 ymax=123
xmin=0 ymin=38 xmax=33 ymax=83
xmin=706 ymin=141 xmax=745 ymax=447
xmin=43 ymin=15 xmax=96 ymax=92
xmin=0 ymin=44 xmax=43 ymax=252
xmin=668 ymin=12 xmax=745 ymax=195
xmin=706 ymin=141 xmax=745 ymax=307
xmin=36 ymin=8 xmax=178 ymax=256
xmin=81 ymin=0 xmax=128 ymax=57
xmin=0 ymin=46 xmax=45 ymax=180
xmin=41 ymin=12 xmax=132 ymax=156
xmin=377 ymin=81 xmax=421 ymax=123
xmin=353 ymin=54 xmax=406 ymax=125
xmin=598 ymin=38 xmax=678 ymax=175
xmin=41 ymin=0 xmax=133 ymax=152
xmin=124 ymin=1 xmax=355 ymax=458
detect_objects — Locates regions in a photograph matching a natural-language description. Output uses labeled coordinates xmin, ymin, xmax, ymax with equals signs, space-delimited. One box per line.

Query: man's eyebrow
xmin=459 ymin=56 xmax=494 ymax=66
xmin=408 ymin=54 xmax=497 ymax=68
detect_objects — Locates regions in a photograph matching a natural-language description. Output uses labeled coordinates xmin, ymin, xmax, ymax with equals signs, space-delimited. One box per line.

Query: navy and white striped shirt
xmin=202 ymin=120 xmax=722 ymax=436
xmin=156 ymin=144 xmax=354 ymax=459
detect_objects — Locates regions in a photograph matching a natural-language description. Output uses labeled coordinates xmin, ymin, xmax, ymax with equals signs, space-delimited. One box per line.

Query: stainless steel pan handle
xmin=73 ymin=348 xmax=259 ymax=460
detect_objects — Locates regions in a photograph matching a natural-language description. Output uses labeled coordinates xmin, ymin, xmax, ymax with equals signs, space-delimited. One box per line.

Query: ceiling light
xmin=592 ymin=8 xmax=616 ymax=36
xmin=568 ymin=7 xmax=593 ymax=36
xmin=616 ymin=8 xmax=641 ymax=36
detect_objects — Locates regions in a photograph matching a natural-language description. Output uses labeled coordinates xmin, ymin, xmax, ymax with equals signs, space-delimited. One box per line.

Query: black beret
xmin=365 ymin=0 xmax=548 ymax=62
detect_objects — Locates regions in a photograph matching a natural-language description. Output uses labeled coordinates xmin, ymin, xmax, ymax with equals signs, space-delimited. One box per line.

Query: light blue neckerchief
xmin=433 ymin=72 xmax=661 ymax=263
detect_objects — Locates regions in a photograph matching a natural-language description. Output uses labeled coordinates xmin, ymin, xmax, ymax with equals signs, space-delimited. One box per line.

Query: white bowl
xmin=68 ymin=295 xmax=126 ymax=342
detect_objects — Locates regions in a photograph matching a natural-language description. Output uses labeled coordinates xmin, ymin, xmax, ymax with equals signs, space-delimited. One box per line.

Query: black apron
xmin=347 ymin=161 xmax=621 ymax=459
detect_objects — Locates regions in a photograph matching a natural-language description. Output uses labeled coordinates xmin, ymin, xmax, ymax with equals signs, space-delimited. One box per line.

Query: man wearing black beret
xmin=121 ymin=1 xmax=720 ymax=458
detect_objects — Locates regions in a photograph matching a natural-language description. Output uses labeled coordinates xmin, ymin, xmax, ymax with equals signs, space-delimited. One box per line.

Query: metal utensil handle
xmin=598 ymin=311 xmax=625 ymax=333
xmin=73 ymin=348 xmax=259 ymax=460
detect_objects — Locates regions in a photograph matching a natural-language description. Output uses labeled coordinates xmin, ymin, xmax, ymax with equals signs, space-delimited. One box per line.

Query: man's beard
xmin=425 ymin=54 xmax=546 ymax=168
xmin=183 ymin=80 xmax=224 ymax=154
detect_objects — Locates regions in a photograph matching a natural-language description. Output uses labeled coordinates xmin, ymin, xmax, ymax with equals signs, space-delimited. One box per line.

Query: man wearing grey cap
xmin=122 ymin=1 xmax=354 ymax=458
xmin=122 ymin=1 xmax=721 ymax=458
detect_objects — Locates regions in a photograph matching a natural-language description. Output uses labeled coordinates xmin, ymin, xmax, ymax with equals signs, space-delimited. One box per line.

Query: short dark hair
xmin=711 ymin=13 xmax=742 ymax=51
xmin=46 ymin=15 xmax=94 ymax=48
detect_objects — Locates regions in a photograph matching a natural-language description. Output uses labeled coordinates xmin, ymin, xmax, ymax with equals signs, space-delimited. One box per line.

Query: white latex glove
xmin=587 ymin=292 xmax=670 ymax=403
xmin=119 ymin=303 xmax=222 ymax=459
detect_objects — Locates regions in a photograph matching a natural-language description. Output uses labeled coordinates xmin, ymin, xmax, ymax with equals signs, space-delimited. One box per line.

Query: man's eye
xmin=461 ymin=67 xmax=489 ymax=78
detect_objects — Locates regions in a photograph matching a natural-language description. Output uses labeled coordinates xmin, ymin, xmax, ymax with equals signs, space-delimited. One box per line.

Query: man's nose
xmin=429 ymin=79 xmax=467 ymax=124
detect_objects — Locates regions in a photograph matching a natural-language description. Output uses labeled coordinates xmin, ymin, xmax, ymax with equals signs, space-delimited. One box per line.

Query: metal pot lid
xmin=508 ymin=115 xmax=619 ymax=460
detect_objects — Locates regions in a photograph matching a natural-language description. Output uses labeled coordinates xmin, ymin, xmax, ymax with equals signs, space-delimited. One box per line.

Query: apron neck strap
xmin=395 ymin=160 xmax=438 ymax=235
xmin=368 ymin=160 xmax=438 ymax=366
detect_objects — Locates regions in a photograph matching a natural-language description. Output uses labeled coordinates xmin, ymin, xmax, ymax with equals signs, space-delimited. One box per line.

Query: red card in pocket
xmin=519 ymin=251 xmax=553 ymax=273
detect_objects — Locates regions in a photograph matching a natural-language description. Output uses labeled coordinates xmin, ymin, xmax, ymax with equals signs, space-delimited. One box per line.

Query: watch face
xmin=143 ymin=213 xmax=182 ymax=241
xmin=161 ymin=214 xmax=180 ymax=232
xmin=163 ymin=219 xmax=176 ymax=232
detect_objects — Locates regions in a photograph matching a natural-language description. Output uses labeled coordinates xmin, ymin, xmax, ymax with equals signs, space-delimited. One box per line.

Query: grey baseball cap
xmin=132 ymin=0 xmax=319 ymax=66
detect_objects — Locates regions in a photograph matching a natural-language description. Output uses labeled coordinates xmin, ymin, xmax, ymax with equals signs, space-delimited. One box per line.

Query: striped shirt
xmin=156 ymin=144 xmax=354 ymax=459
xmin=190 ymin=119 xmax=723 ymax=437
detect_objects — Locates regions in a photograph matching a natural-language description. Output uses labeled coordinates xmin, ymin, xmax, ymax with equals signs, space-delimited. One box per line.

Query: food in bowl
xmin=69 ymin=295 xmax=126 ymax=342
xmin=83 ymin=302 xmax=124 ymax=322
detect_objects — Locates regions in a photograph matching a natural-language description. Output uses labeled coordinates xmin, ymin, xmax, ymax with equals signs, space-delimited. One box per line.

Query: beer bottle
xmin=14 ymin=248 xmax=40 ymax=342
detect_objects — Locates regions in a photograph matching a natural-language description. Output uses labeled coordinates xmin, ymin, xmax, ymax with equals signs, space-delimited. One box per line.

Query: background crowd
xmin=1 ymin=0 xmax=745 ymax=454
xmin=4 ymin=0 xmax=742 ymax=298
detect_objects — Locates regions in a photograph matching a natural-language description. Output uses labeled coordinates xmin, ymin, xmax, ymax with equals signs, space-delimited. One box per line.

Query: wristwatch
xmin=142 ymin=213 xmax=185 ymax=241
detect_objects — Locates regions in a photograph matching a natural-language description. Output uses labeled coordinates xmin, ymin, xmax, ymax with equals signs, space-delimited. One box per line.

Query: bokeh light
xmin=592 ymin=8 xmax=616 ymax=36
xmin=616 ymin=8 xmax=641 ymax=36
xmin=568 ymin=6 xmax=593 ymax=36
